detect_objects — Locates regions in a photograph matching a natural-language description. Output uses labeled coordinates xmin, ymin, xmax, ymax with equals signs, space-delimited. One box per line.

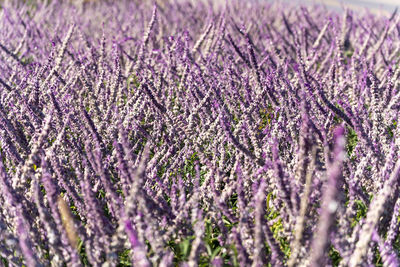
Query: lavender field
xmin=0 ymin=0 xmax=399 ymax=266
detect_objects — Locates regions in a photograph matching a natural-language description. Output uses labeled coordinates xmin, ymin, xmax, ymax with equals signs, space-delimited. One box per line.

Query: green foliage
xmin=386 ymin=120 xmax=397 ymax=139
xmin=167 ymin=236 xmax=194 ymax=264
xmin=343 ymin=49 xmax=354 ymax=65
xmin=227 ymin=193 xmax=238 ymax=211
xmin=328 ymin=246 xmax=342 ymax=266
xmin=346 ymin=126 xmax=358 ymax=157
xmin=258 ymin=105 xmax=275 ymax=131
xmin=167 ymin=218 xmax=234 ymax=266
xmin=203 ymin=219 xmax=223 ymax=262
xmin=117 ymin=249 xmax=132 ymax=267
xmin=21 ymin=55 xmax=34 ymax=66
xmin=392 ymin=230 xmax=400 ymax=260
xmin=269 ymin=215 xmax=290 ymax=258
xmin=127 ymin=74 xmax=140 ymax=93
xmin=351 ymin=200 xmax=368 ymax=227
xmin=265 ymin=195 xmax=290 ymax=260
xmin=0 ymin=257 xmax=8 ymax=267
xmin=77 ymin=240 xmax=90 ymax=266
xmin=222 ymin=215 xmax=237 ymax=230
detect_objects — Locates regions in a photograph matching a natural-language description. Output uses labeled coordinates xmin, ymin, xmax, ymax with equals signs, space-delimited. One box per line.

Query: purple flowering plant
xmin=0 ymin=0 xmax=399 ymax=266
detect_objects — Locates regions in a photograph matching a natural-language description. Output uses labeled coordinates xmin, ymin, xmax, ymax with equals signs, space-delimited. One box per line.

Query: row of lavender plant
xmin=0 ymin=0 xmax=399 ymax=266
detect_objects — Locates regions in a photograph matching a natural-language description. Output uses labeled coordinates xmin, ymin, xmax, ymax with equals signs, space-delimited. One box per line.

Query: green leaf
xmin=179 ymin=238 xmax=191 ymax=259
xmin=211 ymin=246 xmax=222 ymax=259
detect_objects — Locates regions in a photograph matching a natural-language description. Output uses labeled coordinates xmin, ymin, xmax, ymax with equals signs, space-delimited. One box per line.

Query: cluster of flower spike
xmin=0 ymin=0 xmax=399 ymax=266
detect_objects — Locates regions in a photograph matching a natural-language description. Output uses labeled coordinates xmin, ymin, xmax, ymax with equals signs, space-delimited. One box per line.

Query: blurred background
xmin=279 ymin=0 xmax=399 ymax=15
xmin=202 ymin=0 xmax=399 ymax=17
xmin=7 ymin=0 xmax=399 ymax=18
